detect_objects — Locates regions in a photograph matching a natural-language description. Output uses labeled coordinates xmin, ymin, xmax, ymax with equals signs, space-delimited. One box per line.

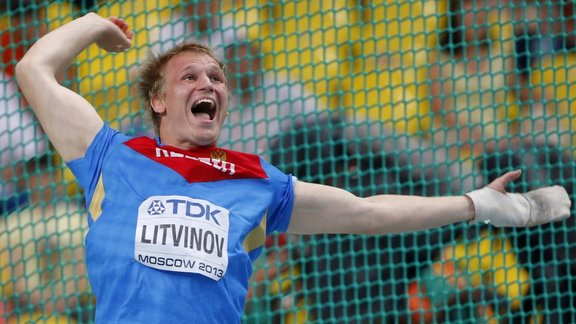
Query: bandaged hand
xmin=465 ymin=171 xmax=572 ymax=227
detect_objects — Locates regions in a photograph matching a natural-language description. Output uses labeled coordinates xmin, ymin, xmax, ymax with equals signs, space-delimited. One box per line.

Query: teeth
xmin=194 ymin=98 xmax=215 ymax=107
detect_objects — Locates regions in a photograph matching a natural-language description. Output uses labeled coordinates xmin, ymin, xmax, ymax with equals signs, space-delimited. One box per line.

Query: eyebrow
xmin=179 ymin=63 xmax=224 ymax=76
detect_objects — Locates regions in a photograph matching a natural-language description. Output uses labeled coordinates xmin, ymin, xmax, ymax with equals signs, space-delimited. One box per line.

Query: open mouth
xmin=191 ymin=98 xmax=216 ymax=121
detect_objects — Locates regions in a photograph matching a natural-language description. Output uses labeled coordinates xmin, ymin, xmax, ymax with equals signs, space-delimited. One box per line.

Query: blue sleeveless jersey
xmin=67 ymin=125 xmax=295 ymax=323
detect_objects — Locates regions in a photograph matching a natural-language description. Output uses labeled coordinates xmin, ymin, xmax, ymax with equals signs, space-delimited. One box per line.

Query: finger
xmin=487 ymin=169 xmax=522 ymax=192
xmin=500 ymin=169 xmax=522 ymax=184
xmin=108 ymin=17 xmax=132 ymax=36
xmin=115 ymin=35 xmax=133 ymax=51
xmin=108 ymin=17 xmax=126 ymax=28
xmin=107 ymin=16 xmax=121 ymax=27
xmin=113 ymin=42 xmax=130 ymax=52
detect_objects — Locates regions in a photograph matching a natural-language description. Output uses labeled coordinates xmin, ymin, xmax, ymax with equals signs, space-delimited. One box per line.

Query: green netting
xmin=1 ymin=0 xmax=575 ymax=322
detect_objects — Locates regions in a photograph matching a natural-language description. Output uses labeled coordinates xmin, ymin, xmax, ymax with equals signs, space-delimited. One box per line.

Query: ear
xmin=150 ymin=94 xmax=166 ymax=114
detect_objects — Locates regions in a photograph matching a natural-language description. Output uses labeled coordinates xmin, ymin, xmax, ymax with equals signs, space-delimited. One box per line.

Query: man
xmin=15 ymin=13 xmax=571 ymax=323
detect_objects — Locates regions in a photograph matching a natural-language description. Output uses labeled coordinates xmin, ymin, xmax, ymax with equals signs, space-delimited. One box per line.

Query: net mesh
xmin=1 ymin=0 xmax=575 ymax=322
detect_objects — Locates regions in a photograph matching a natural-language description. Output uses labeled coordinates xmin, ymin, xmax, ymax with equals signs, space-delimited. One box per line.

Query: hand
xmin=466 ymin=169 xmax=572 ymax=227
xmin=92 ymin=14 xmax=133 ymax=52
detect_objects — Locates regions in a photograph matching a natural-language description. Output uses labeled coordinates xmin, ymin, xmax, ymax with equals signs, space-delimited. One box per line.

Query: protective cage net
xmin=1 ymin=0 xmax=575 ymax=323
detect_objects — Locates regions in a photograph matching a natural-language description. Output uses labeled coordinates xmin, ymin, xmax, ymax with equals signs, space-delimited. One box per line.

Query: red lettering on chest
xmin=124 ymin=137 xmax=267 ymax=182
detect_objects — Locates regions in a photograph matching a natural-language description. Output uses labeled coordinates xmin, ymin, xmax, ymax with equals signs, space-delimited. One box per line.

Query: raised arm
xmin=15 ymin=13 xmax=133 ymax=162
xmin=288 ymin=170 xmax=571 ymax=235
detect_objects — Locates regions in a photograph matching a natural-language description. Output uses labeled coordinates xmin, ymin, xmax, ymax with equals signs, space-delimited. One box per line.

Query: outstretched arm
xmin=15 ymin=13 xmax=133 ymax=162
xmin=288 ymin=170 xmax=571 ymax=235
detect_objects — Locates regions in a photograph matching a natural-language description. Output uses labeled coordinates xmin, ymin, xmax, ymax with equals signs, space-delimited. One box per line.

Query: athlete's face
xmin=152 ymin=51 xmax=229 ymax=149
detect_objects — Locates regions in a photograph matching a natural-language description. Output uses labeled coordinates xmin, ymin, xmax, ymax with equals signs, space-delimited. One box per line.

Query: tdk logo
xmin=147 ymin=200 xmax=166 ymax=215
xmin=145 ymin=197 xmax=226 ymax=227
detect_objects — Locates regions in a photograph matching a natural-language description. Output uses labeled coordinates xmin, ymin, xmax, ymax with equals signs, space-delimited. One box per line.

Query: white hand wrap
xmin=465 ymin=186 xmax=572 ymax=227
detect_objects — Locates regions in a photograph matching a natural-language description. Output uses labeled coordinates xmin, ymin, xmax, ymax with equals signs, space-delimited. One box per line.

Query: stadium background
xmin=1 ymin=0 xmax=575 ymax=322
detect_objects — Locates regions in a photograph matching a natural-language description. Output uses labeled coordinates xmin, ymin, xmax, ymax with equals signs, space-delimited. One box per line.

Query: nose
xmin=196 ymin=73 xmax=215 ymax=92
